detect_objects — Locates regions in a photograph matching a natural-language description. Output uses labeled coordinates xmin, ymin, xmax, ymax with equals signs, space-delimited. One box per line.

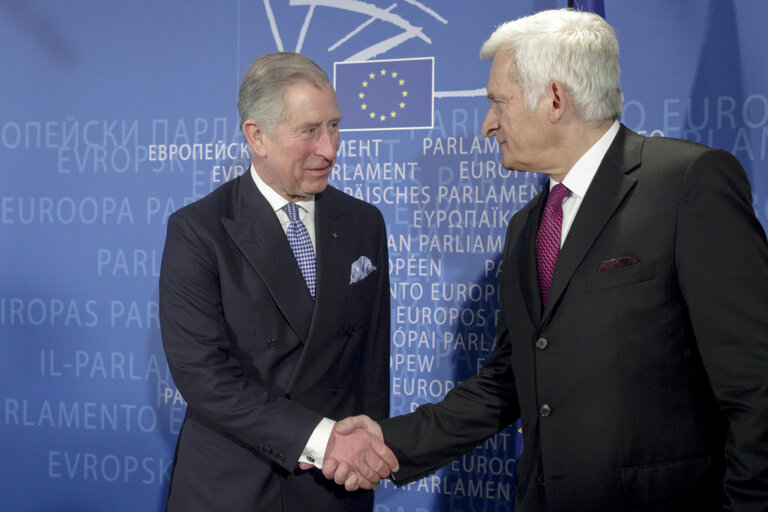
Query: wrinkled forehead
xmin=282 ymin=80 xmax=336 ymax=103
xmin=281 ymin=82 xmax=340 ymax=124
xmin=487 ymin=52 xmax=517 ymax=93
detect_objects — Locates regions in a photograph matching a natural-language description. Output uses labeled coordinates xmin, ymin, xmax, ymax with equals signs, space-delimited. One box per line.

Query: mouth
xmin=306 ymin=164 xmax=332 ymax=175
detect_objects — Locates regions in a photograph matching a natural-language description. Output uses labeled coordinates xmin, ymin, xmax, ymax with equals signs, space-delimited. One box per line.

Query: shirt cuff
xmin=299 ymin=417 xmax=335 ymax=469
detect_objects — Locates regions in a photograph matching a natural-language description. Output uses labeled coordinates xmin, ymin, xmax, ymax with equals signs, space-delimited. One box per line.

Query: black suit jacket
xmin=381 ymin=126 xmax=768 ymax=511
xmin=160 ymin=174 xmax=390 ymax=511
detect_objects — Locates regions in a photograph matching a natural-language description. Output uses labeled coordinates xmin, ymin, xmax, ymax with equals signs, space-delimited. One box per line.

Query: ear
xmin=242 ymin=119 xmax=268 ymax=157
xmin=549 ymin=81 xmax=568 ymax=123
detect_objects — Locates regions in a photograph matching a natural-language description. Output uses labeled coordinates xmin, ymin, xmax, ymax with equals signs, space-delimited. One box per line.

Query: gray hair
xmin=237 ymin=52 xmax=335 ymax=134
xmin=480 ymin=9 xmax=623 ymax=124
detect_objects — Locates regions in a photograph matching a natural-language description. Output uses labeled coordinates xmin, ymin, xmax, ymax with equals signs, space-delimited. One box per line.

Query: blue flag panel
xmin=335 ymin=57 xmax=434 ymax=131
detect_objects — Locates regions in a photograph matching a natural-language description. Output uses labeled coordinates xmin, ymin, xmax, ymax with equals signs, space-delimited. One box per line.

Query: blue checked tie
xmin=536 ymin=184 xmax=570 ymax=307
xmin=283 ymin=202 xmax=316 ymax=299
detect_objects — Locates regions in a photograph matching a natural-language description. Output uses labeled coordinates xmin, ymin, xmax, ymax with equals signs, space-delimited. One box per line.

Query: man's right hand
xmin=322 ymin=415 xmax=399 ymax=491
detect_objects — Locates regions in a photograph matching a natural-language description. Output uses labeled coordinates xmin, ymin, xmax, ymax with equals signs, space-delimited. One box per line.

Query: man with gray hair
xmin=160 ymin=52 xmax=397 ymax=511
xmin=327 ymin=9 xmax=768 ymax=511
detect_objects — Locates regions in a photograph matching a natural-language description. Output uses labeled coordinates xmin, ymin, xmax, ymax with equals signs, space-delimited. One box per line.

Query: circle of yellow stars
xmin=358 ymin=68 xmax=408 ymax=122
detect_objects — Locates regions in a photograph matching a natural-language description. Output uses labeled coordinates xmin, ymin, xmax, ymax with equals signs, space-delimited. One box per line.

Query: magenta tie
xmin=536 ymin=184 xmax=570 ymax=307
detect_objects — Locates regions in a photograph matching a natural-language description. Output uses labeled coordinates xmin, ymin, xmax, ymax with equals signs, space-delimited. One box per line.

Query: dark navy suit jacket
xmin=160 ymin=175 xmax=390 ymax=511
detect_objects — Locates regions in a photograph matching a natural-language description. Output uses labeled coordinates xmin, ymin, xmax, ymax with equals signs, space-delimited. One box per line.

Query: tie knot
xmin=547 ymin=183 xmax=570 ymax=207
xmin=283 ymin=202 xmax=300 ymax=222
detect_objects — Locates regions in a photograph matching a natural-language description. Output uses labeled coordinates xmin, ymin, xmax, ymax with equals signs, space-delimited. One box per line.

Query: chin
xmin=305 ymin=181 xmax=329 ymax=195
xmin=500 ymin=158 xmax=516 ymax=172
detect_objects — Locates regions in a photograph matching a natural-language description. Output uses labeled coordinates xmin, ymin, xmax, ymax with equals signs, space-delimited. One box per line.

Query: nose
xmin=481 ymin=107 xmax=498 ymax=138
xmin=315 ymin=129 xmax=337 ymax=161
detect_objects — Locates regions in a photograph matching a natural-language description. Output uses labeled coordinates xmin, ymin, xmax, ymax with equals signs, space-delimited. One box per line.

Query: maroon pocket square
xmin=597 ymin=257 xmax=641 ymax=272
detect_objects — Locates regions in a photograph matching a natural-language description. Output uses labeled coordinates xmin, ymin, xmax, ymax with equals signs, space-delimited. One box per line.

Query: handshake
xmin=299 ymin=415 xmax=399 ymax=491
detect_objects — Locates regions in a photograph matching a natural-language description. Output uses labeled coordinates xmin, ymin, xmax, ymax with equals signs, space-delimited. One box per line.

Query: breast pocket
xmin=585 ymin=260 xmax=656 ymax=293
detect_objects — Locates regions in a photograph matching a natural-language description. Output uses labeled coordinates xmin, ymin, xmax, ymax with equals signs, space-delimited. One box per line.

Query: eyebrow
xmin=297 ymin=117 xmax=342 ymax=130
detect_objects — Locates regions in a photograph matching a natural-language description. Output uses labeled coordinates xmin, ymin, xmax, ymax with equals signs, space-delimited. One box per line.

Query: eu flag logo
xmin=334 ymin=57 xmax=434 ymax=131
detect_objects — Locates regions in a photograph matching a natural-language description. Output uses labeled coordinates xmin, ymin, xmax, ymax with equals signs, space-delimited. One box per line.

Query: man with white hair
xmin=326 ymin=9 xmax=768 ymax=511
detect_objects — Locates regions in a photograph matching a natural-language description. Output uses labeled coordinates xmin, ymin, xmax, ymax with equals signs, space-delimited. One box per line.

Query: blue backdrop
xmin=2 ymin=1 xmax=767 ymax=511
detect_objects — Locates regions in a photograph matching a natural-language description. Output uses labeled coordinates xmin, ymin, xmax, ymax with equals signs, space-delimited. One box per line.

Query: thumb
xmin=334 ymin=414 xmax=372 ymax=435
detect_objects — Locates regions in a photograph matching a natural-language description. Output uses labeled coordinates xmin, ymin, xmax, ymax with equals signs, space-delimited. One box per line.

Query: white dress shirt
xmin=251 ymin=165 xmax=317 ymax=249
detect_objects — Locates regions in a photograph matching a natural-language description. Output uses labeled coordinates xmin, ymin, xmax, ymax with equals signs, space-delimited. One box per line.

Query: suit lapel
xmin=312 ymin=189 xmax=349 ymax=311
xmin=221 ymin=175 xmax=314 ymax=343
xmin=541 ymin=126 xmax=643 ymax=322
xmin=516 ymin=192 xmax=547 ymax=324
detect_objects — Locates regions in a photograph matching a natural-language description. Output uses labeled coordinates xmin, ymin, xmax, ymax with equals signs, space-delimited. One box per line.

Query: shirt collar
xmin=250 ymin=164 xmax=316 ymax=216
xmin=555 ymin=120 xmax=620 ymax=199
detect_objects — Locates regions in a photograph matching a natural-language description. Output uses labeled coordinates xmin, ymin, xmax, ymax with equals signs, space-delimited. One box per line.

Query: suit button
xmin=535 ymin=337 xmax=548 ymax=350
xmin=537 ymin=475 xmax=546 ymax=486
xmin=284 ymin=394 xmax=291 ymax=401
xmin=539 ymin=404 xmax=552 ymax=417
xmin=331 ymin=385 xmax=340 ymax=396
xmin=346 ymin=328 xmax=356 ymax=338
xmin=266 ymin=338 xmax=278 ymax=349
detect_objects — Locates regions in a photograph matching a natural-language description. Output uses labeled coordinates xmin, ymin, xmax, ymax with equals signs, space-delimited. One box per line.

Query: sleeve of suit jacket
xmin=379 ymin=231 xmax=522 ymax=484
xmin=159 ymin=209 xmax=324 ymax=471
xmin=673 ymin=148 xmax=768 ymax=509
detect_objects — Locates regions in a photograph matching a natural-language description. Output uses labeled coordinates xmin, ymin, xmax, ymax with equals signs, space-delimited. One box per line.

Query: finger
xmin=334 ymin=462 xmax=351 ymax=486
xmin=363 ymin=451 xmax=390 ymax=479
xmin=344 ymin=472 xmax=361 ymax=492
xmin=354 ymin=457 xmax=381 ymax=484
xmin=299 ymin=462 xmax=313 ymax=471
xmin=362 ymin=437 xmax=396 ymax=477
xmin=350 ymin=471 xmax=377 ymax=491
xmin=322 ymin=458 xmax=339 ymax=480
xmin=372 ymin=442 xmax=400 ymax=473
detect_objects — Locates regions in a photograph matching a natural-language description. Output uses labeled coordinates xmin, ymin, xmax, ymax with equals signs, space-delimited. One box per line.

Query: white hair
xmin=480 ymin=9 xmax=623 ymax=124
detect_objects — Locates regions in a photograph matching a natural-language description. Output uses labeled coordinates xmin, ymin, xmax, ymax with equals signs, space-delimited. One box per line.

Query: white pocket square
xmin=350 ymin=256 xmax=376 ymax=284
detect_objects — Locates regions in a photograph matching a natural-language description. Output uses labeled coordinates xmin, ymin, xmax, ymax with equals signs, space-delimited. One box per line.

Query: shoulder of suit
xmin=639 ymin=133 xmax=734 ymax=168
xmin=612 ymin=124 xmax=728 ymax=165
xmin=613 ymin=124 xmax=710 ymax=161
xmin=320 ymin=184 xmax=384 ymax=219
xmin=641 ymin=133 xmax=708 ymax=152
xmin=168 ymin=175 xmax=240 ymax=225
